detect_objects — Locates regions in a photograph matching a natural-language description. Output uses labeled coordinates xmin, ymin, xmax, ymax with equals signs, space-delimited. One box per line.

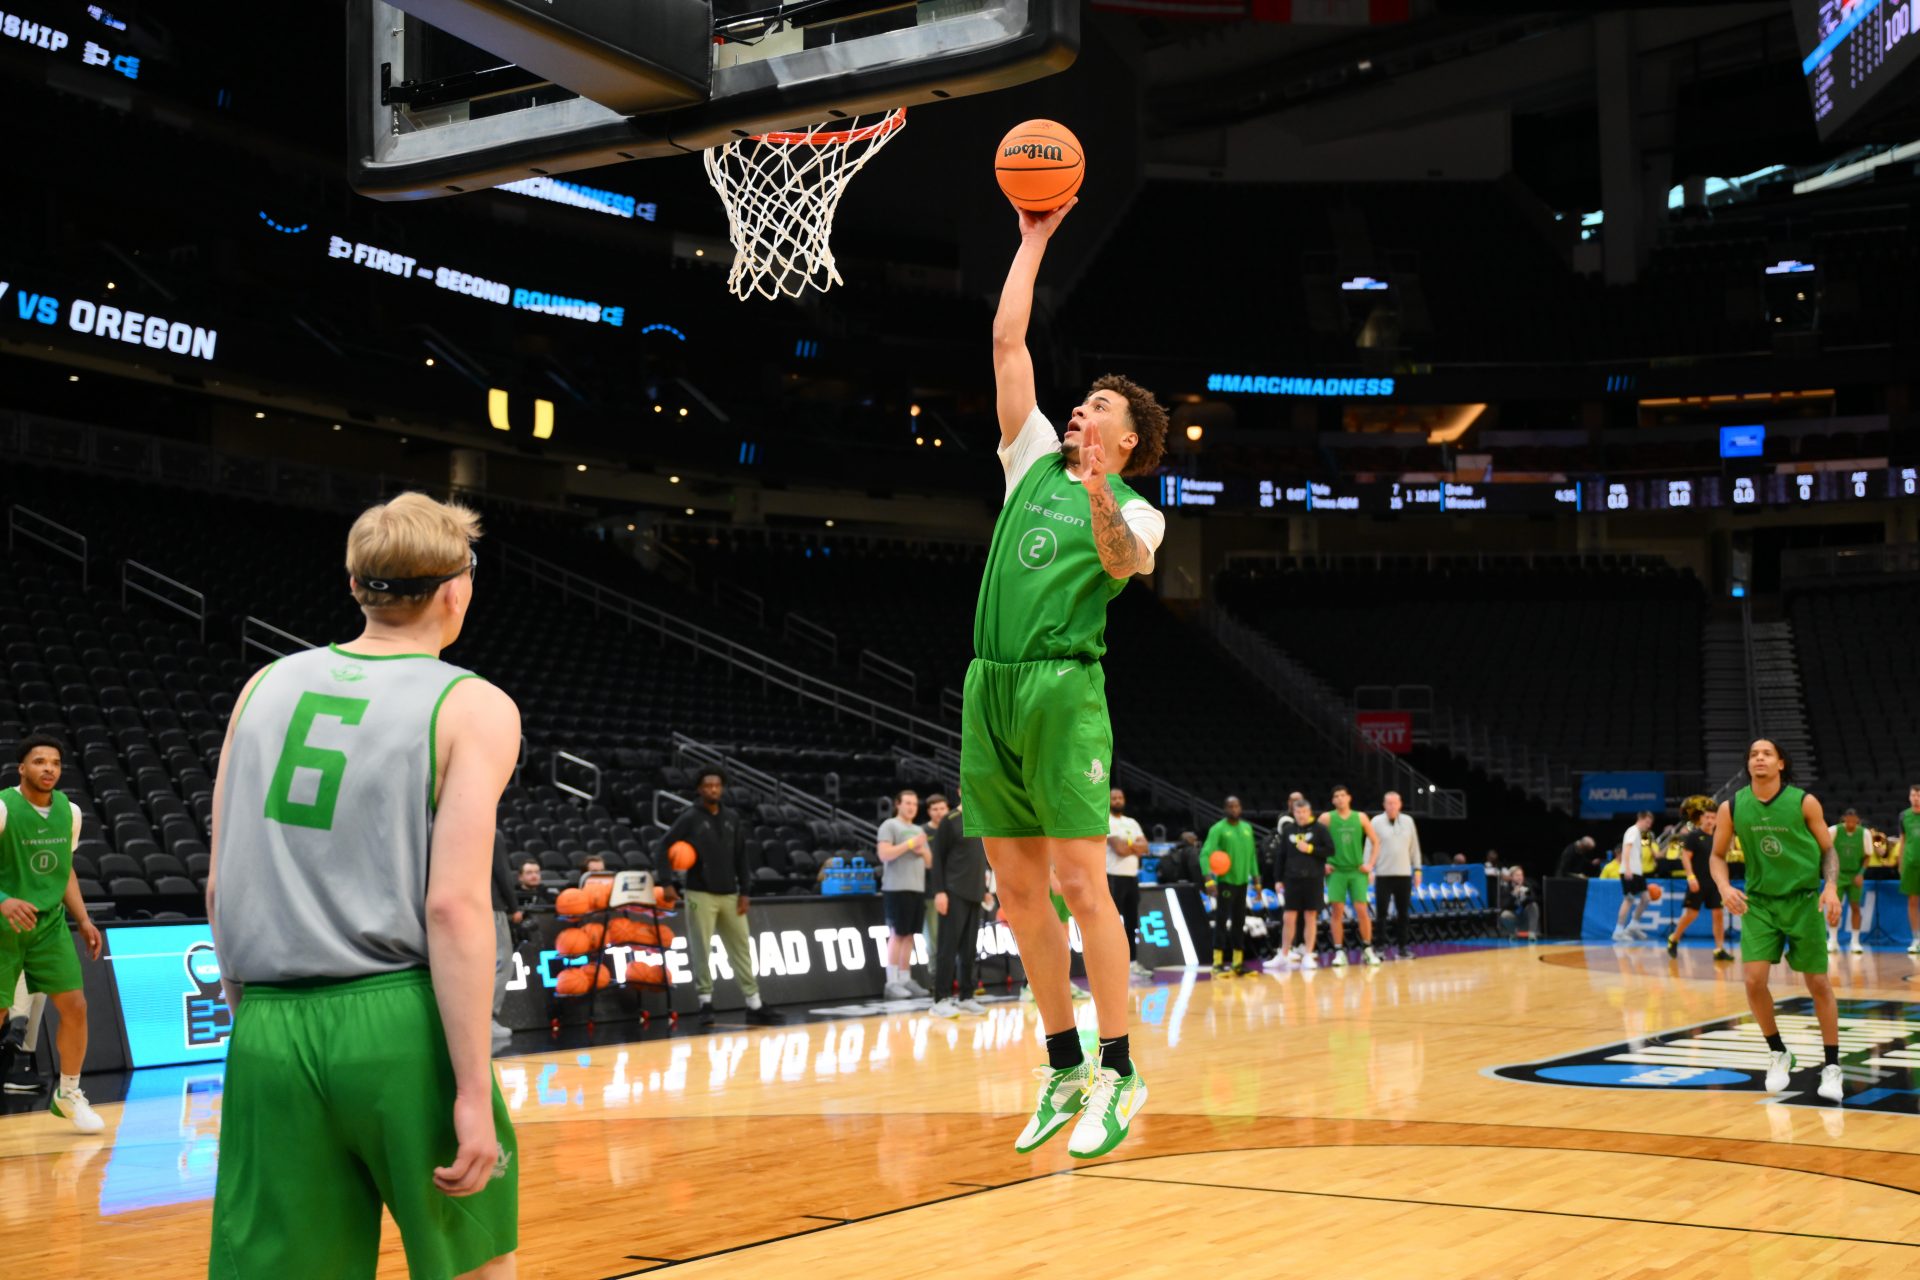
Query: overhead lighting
xmin=933 ymin=438 xmax=942 ymax=447
xmin=695 ymin=248 xmax=705 ymax=257
xmin=910 ymin=404 xmax=922 ymax=417
xmin=678 ymin=407 xmax=689 ymax=418
xmin=1185 ymin=424 xmax=1204 ymax=442
xmin=825 ymin=519 xmax=835 ymax=528
xmin=424 ymin=357 xmax=436 ymax=367
xmin=67 ymin=374 xmax=78 ymax=382
xmin=684 ymin=507 xmax=694 ymax=515
xmin=626 ymin=523 xmax=636 ymax=531
xmin=653 ymin=404 xmax=663 ymax=413
xmin=915 ymin=436 xmax=924 ymax=446
xmin=669 ymin=475 xmax=681 ymax=484
xmin=332 ymin=423 xmax=341 ymax=431
xmin=254 ymin=411 xmax=265 ymax=419
xmin=576 ymin=463 xmax=587 ymax=472
xmin=105 ymin=281 xmax=115 ymax=290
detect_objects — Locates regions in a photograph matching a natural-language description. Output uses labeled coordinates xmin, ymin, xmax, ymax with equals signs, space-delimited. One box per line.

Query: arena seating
xmin=1215 ymin=556 xmax=1706 ymax=787
xmin=1790 ymin=581 xmax=1918 ymax=806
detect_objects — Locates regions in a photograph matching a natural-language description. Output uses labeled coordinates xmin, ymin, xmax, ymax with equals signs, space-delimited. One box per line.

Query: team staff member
xmin=1107 ymin=788 xmax=1150 ymax=978
xmin=1278 ymin=796 xmax=1330 ymax=969
xmin=664 ymin=769 xmax=783 ymax=1027
xmin=1203 ymin=797 xmax=1259 ymax=976
xmin=0 ymin=734 xmax=103 ymax=1132
xmin=1667 ymin=797 xmax=1732 ymax=962
xmin=929 ymin=792 xmax=992 ymax=1017
xmin=1370 ymin=791 xmax=1421 ymax=960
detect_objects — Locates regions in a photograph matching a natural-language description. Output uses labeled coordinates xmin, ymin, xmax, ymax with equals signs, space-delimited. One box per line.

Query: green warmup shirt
xmin=0 ymin=786 xmax=77 ymax=912
xmin=1832 ymin=824 xmax=1867 ymax=880
xmin=1325 ymin=810 xmax=1367 ymax=871
xmin=972 ymin=408 xmax=1166 ymax=663
xmin=1904 ymin=810 xmax=1920 ymax=866
xmin=1203 ymin=819 xmax=1258 ymax=886
xmin=1732 ymin=785 xmax=1823 ymax=896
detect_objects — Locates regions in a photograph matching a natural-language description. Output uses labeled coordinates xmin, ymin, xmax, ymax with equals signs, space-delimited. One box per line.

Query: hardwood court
xmin=5 ymin=943 xmax=1920 ymax=1278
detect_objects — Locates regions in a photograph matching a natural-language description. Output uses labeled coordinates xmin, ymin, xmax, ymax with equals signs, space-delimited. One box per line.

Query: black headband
xmin=361 ymin=549 xmax=476 ymax=596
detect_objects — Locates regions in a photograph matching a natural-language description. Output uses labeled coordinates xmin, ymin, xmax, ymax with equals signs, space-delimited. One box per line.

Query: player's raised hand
xmin=434 ymin=1092 xmax=503 ymax=1198
xmin=1016 ymin=197 xmax=1077 ymax=241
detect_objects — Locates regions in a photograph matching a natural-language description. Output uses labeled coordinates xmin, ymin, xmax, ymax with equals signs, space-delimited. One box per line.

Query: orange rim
xmin=750 ymin=107 xmax=906 ymax=146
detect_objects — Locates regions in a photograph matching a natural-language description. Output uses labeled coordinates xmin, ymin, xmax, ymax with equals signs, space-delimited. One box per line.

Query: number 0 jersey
xmin=213 ymin=644 xmax=480 ymax=983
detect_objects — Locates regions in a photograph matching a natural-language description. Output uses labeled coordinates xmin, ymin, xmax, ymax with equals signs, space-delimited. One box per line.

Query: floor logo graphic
xmin=1493 ymin=998 xmax=1920 ymax=1113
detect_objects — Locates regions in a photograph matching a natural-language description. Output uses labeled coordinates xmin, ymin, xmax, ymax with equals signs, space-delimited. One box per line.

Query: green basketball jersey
xmin=1326 ymin=810 xmax=1366 ymax=871
xmin=1904 ymin=808 xmax=1920 ymax=858
xmin=974 ymin=414 xmax=1154 ymax=664
xmin=1731 ymin=785 xmax=1822 ymax=896
xmin=0 ymin=787 xmax=75 ymax=912
xmin=1832 ymin=824 xmax=1867 ymax=878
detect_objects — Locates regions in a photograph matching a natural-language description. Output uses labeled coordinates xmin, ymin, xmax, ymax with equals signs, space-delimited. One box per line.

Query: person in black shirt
xmin=1555 ymin=836 xmax=1599 ymax=879
xmin=1666 ymin=798 xmax=1732 ymax=961
xmin=661 ymin=769 xmax=784 ymax=1026
xmin=928 ymin=797 xmax=993 ymax=1017
xmin=1278 ymin=797 xmax=1330 ymax=970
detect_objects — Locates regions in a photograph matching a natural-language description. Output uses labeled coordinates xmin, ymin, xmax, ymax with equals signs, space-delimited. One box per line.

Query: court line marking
xmin=1077 ymin=1167 xmax=1920 ymax=1249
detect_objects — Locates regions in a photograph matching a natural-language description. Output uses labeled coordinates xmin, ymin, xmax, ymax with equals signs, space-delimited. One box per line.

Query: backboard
xmin=348 ymin=0 xmax=1078 ymax=200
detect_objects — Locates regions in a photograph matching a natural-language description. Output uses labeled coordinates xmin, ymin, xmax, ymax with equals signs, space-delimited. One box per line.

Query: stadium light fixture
xmin=106 ymin=281 xmax=115 ymax=290
xmin=67 ymin=374 xmax=78 ymax=382
xmin=679 ymin=407 xmax=689 ymax=417
xmin=825 ymin=519 xmax=835 ymax=527
xmin=685 ymin=507 xmax=695 ymax=515
xmin=669 ymin=475 xmax=681 ymax=484
xmin=910 ymin=404 xmax=921 ymax=417
xmin=254 ymin=411 xmax=265 ymax=419
xmin=425 ymin=358 xmax=435 ymax=367
xmin=576 ymin=463 xmax=587 ymax=472
xmin=1186 ymin=424 xmax=1203 ymax=442
xmin=933 ymin=438 xmax=942 ymax=447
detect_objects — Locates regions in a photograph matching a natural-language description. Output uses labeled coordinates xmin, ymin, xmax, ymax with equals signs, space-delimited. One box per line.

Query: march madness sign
xmin=1492 ymin=998 xmax=1920 ymax=1114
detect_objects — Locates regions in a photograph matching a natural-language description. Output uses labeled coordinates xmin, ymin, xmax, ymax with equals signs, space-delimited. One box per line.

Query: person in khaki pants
xmin=662 ymin=769 xmax=785 ymax=1027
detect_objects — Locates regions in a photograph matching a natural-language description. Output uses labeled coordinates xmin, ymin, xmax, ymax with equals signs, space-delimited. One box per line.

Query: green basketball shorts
xmin=209 ymin=969 xmax=518 ymax=1280
xmin=1326 ymin=870 xmax=1370 ymax=908
xmin=1902 ymin=857 xmax=1920 ymax=895
xmin=1739 ymin=890 xmax=1828 ymax=973
xmin=1838 ymin=877 xmax=1865 ymax=907
xmin=0 ymin=906 xmax=81 ymax=998
xmin=961 ymin=657 xmax=1112 ymax=840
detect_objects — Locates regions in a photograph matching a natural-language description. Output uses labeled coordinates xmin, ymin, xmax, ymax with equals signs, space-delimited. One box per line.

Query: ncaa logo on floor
xmin=1490 ymin=997 xmax=1920 ymax=1114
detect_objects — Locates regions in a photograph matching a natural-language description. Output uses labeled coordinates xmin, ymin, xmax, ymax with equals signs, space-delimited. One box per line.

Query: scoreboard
xmin=1796 ymin=1 xmax=1920 ymax=137
xmin=1159 ymin=469 xmax=1919 ymax=515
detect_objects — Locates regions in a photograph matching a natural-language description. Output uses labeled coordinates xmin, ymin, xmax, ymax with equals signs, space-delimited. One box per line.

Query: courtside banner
xmin=1579 ymin=771 xmax=1665 ymax=818
xmin=1578 ymin=877 xmax=1912 ymax=947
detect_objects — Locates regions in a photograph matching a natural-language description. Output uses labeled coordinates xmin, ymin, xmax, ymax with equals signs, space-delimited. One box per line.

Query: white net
xmin=702 ymin=108 xmax=906 ymax=301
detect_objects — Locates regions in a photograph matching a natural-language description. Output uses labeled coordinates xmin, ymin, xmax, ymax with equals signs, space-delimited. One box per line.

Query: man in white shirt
xmin=1371 ymin=791 xmax=1423 ymax=959
xmin=1107 ymin=788 xmax=1150 ymax=978
xmin=1612 ymin=810 xmax=1656 ymax=941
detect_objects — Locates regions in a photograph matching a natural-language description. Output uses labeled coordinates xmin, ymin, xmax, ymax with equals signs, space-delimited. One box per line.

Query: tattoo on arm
xmin=1087 ymin=483 xmax=1141 ymax=577
xmin=1822 ymin=845 xmax=1839 ymax=885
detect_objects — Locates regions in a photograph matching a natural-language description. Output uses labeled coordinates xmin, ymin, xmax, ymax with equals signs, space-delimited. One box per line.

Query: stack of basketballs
xmin=549 ymin=870 xmax=683 ymax=996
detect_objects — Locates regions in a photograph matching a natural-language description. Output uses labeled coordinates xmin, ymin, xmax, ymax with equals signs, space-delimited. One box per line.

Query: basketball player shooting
xmin=965 ymin=193 xmax=1168 ymax=1160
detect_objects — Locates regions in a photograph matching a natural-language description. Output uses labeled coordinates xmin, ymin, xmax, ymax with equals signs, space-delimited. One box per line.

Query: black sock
xmin=1099 ymin=1034 xmax=1132 ymax=1077
xmin=1825 ymin=1044 xmax=1840 ymax=1067
xmin=1045 ymin=1028 xmax=1081 ymax=1072
xmin=1765 ymin=1033 xmax=1787 ymax=1053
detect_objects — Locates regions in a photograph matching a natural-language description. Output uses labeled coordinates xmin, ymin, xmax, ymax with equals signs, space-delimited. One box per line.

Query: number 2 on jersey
xmin=264 ymin=692 xmax=370 ymax=830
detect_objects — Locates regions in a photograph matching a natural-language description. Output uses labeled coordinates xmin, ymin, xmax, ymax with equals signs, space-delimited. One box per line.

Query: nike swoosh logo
xmin=1115 ymin=1080 xmax=1145 ymax=1126
xmin=1057 ymin=667 xmax=1075 ymax=676
xmin=1050 ymin=493 xmax=1070 ymax=501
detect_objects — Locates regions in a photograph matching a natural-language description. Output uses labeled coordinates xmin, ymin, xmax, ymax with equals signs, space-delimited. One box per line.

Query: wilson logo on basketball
xmin=1004 ymin=143 xmax=1065 ymax=162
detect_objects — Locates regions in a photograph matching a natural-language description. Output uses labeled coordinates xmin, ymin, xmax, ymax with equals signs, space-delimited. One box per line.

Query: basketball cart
xmin=545 ymin=870 xmax=683 ymax=1033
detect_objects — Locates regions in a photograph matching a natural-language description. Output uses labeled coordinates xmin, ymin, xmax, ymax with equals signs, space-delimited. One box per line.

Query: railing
xmin=783 ymin=612 xmax=839 ymax=664
xmin=669 ymin=732 xmax=873 ymax=830
xmin=1354 ymin=684 xmax=1435 ymax=743
xmin=240 ymin=616 xmax=314 ymax=664
xmin=892 ymin=745 xmax=961 ymax=796
xmin=859 ymin=649 xmax=918 ymax=701
xmin=1780 ymin=542 xmax=1920 ymax=585
xmin=8 ymin=505 xmax=88 ymax=590
xmin=1739 ymin=597 xmax=1763 ymax=740
xmin=650 ymin=789 xmax=692 ymax=833
xmin=940 ymin=686 xmax=963 ymax=721
xmin=713 ymin=579 xmax=765 ymax=628
xmin=499 ymin=542 xmax=960 ymax=754
xmin=1224 ymin=549 xmax=1671 ymax=574
xmin=1203 ymin=605 xmax=1466 ymax=819
xmin=551 ymin=750 xmax=602 ymax=803
xmin=123 ymin=559 xmax=206 ymax=642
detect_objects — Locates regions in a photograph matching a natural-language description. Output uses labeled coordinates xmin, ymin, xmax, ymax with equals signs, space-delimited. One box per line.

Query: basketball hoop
xmin=702 ymin=108 xmax=906 ymax=301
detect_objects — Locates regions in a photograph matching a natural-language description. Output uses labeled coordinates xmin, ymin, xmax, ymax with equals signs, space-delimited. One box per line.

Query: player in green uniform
xmin=971 ymin=196 xmax=1168 ymax=1161
xmin=1826 ymin=808 xmax=1869 ymax=954
xmin=1202 ymin=798 xmax=1260 ymax=977
xmin=1322 ymin=786 xmax=1382 ymax=967
xmin=1709 ymin=740 xmax=1845 ymax=1103
xmin=0 ymin=734 xmax=104 ymax=1131
xmin=1897 ymin=785 xmax=1920 ymax=955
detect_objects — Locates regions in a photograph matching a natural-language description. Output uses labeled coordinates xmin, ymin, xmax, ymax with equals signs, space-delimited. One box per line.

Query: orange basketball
xmin=585 ymin=878 xmax=613 ymax=911
xmin=1648 ymin=883 xmax=1664 ymax=902
xmin=607 ymin=917 xmax=645 ymax=947
xmin=591 ymin=963 xmax=612 ymax=990
xmin=655 ymin=885 xmax=679 ymax=909
xmin=580 ymin=922 xmax=605 ymax=950
xmin=611 ymin=918 xmax=676 ymax=948
xmin=668 ymin=840 xmax=697 ymax=871
xmin=555 ymin=887 xmax=590 ymax=917
xmin=555 ymin=965 xmax=594 ymax=996
xmin=995 ymin=119 xmax=1085 ymax=212
xmin=1209 ymin=850 xmax=1231 ymax=876
xmin=626 ymin=961 xmax=665 ymax=987
xmin=555 ymin=927 xmax=590 ymax=958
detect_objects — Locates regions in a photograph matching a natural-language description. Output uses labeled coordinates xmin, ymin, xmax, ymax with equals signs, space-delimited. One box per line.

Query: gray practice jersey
xmin=213 ymin=644 xmax=480 ymax=982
